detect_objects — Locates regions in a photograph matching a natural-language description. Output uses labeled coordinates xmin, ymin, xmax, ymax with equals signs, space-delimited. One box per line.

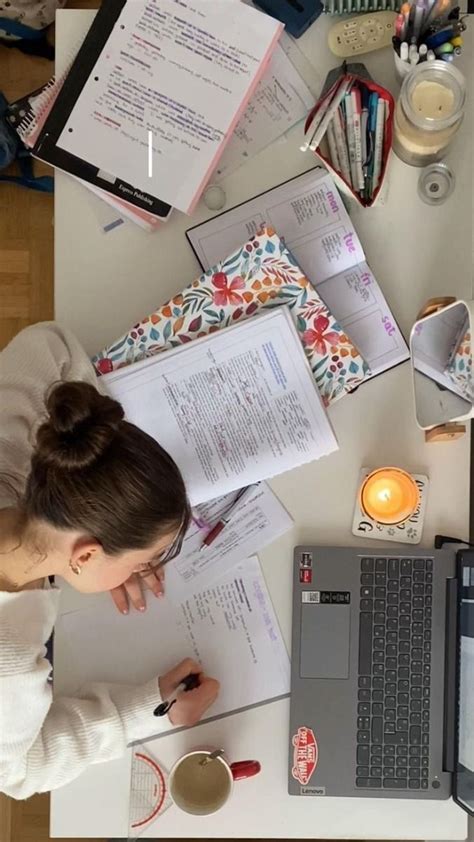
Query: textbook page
xmin=103 ymin=308 xmax=338 ymax=506
xmin=56 ymin=0 xmax=282 ymax=213
xmin=165 ymin=482 xmax=293 ymax=597
xmin=187 ymin=169 xmax=409 ymax=377
xmin=56 ymin=555 xmax=290 ymax=736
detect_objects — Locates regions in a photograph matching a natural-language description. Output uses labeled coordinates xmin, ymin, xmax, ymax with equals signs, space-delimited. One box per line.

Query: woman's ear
xmin=69 ymin=537 xmax=103 ymax=574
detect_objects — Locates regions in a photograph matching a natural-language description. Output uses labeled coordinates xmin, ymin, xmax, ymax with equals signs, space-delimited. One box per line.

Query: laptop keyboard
xmin=356 ymin=556 xmax=433 ymax=791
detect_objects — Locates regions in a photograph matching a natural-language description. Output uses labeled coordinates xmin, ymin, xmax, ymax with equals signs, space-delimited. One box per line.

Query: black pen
xmin=153 ymin=672 xmax=200 ymax=716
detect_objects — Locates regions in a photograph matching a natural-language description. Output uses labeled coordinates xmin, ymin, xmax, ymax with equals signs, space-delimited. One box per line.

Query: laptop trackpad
xmin=300 ymin=604 xmax=350 ymax=679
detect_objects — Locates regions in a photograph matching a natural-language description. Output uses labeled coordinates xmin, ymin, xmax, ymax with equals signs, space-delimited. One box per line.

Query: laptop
xmin=288 ymin=545 xmax=474 ymax=814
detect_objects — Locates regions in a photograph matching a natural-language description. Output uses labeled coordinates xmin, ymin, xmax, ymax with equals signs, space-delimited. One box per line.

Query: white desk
xmin=52 ymin=9 xmax=472 ymax=839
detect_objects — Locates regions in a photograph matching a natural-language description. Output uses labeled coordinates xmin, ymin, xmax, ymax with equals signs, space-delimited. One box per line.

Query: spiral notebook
xmin=13 ymin=0 xmax=282 ymax=216
xmin=7 ymin=48 xmax=168 ymax=227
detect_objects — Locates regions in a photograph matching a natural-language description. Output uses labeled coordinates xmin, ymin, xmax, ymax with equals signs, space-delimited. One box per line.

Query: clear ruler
xmin=128 ymin=744 xmax=171 ymax=838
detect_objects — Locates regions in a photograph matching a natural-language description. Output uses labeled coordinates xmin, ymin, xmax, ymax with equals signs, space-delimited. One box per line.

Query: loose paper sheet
xmin=56 ymin=556 xmax=290 ymax=736
xmin=166 ymin=482 xmax=293 ymax=597
xmin=214 ymin=43 xmax=314 ymax=179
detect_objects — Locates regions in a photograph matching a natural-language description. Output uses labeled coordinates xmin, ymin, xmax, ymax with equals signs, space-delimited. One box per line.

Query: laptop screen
xmin=455 ymin=557 xmax=474 ymax=814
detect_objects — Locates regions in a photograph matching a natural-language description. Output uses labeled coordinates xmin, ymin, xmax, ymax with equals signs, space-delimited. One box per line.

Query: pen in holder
xmin=394 ymin=42 xmax=418 ymax=81
xmin=392 ymin=1 xmax=468 ymax=83
xmin=303 ymin=63 xmax=394 ymax=209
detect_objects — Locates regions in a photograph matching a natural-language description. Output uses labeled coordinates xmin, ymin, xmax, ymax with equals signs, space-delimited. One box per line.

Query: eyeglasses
xmin=134 ymin=509 xmax=190 ymax=578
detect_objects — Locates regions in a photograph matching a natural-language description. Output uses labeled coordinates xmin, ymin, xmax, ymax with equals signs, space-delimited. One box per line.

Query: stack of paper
xmin=19 ymin=0 xmax=283 ymax=218
xmin=167 ymin=482 xmax=293 ymax=597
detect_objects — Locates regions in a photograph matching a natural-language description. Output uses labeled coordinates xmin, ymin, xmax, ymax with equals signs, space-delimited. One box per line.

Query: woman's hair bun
xmin=35 ymin=381 xmax=124 ymax=471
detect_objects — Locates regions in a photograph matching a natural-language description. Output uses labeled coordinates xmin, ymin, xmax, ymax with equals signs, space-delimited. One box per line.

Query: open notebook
xmin=15 ymin=0 xmax=282 ymax=216
xmin=187 ymin=168 xmax=409 ymax=379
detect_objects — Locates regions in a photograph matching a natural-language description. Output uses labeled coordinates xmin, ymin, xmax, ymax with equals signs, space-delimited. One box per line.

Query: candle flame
xmin=378 ymin=489 xmax=392 ymax=502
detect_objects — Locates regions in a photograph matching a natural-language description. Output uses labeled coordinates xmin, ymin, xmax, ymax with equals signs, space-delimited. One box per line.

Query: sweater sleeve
xmin=0 ymin=321 xmax=99 ymax=503
xmin=0 ymin=589 xmax=166 ymax=800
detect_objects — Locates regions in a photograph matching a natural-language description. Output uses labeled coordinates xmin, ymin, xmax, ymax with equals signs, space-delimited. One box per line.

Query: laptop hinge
xmin=443 ymin=577 xmax=458 ymax=773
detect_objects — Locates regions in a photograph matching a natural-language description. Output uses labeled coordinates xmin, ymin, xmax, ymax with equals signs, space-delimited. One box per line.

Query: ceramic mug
xmin=168 ymin=749 xmax=261 ymax=816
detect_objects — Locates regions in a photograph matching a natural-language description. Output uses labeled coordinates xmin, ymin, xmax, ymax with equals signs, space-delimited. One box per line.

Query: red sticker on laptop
xmin=291 ymin=726 xmax=318 ymax=785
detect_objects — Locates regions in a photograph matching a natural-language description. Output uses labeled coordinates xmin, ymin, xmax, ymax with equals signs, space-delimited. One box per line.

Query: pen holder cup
xmin=394 ymin=48 xmax=414 ymax=83
xmin=304 ymin=65 xmax=394 ymax=209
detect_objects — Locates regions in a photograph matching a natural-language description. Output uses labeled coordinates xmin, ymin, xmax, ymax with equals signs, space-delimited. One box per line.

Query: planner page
xmin=188 ymin=169 xmax=365 ymax=278
xmin=56 ymin=0 xmax=282 ymax=213
xmin=103 ymin=308 xmax=338 ymax=505
xmin=187 ymin=169 xmax=409 ymax=377
xmin=314 ymin=262 xmax=408 ymax=378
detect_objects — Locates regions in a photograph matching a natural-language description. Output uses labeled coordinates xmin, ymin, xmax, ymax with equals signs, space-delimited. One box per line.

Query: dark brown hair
xmin=23 ymin=381 xmax=190 ymax=555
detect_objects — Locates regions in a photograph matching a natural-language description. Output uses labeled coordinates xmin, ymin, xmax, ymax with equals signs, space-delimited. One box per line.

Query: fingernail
xmin=138 ymin=604 xmax=146 ymax=611
xmin=121 ymin=608 xmax=129 ymax=615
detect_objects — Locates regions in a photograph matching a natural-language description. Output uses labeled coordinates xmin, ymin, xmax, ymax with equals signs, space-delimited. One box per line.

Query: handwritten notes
xmin=165 ymin=483 xmax=293 ymax=598
xmin=56 ymin=0 xmax=281 ymax=212
xmin=316 ymin=262 xmax=406 ymax=373
xmin=214 ymin=44 xmax=314 ymax=178
xmin=56 ymin=556 xmax=290 ymax=737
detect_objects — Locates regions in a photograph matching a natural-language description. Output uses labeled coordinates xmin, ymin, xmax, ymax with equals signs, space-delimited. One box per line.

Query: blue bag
xmin=0 ymin=92 xmax=53 ymax=192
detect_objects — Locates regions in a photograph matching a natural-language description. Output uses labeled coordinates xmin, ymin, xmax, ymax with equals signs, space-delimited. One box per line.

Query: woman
xmin=0 ymin=322 xmax=220 ymax=799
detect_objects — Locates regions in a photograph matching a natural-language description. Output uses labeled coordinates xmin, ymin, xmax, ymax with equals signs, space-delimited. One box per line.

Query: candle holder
xmin=352 ymin=467 xmax=429 ymax=544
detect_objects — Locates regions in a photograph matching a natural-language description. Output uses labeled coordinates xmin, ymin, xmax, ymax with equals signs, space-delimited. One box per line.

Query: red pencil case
xmin=304 ymin=64 xmax=394 ymax=209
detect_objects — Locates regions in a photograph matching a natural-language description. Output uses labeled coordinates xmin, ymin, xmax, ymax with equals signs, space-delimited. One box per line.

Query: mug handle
xmin=230 ymin=760 xmax=261 ymax=781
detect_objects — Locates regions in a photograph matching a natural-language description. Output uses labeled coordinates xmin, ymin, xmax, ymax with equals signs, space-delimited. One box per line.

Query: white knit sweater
xmin=0 ymin=323 xmax=165 ymax=800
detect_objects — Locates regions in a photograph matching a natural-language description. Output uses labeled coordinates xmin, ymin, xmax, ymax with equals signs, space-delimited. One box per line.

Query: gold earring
xmin=69 ymin=560 xmax=82 ymax=576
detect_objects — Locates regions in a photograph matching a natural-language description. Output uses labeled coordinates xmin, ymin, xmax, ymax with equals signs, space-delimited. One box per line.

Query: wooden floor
xmin=0 ymin=0 xmax=99 ymax=350
xmin=0 ymin=52 xmax=54 ymax=350
xmin=0 ymin=6 xmax=105 ymax=841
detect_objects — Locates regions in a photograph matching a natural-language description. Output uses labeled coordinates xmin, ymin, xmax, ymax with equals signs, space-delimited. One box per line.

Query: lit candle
xmin=359 ymin=468 xmax=420 ymax=526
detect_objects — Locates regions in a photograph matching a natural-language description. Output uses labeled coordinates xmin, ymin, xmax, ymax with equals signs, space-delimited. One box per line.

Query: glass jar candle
xmin=393 ymin=61 xmax=466 ymax=167
xmin=359 ymin=467 xmax=420 ymax=525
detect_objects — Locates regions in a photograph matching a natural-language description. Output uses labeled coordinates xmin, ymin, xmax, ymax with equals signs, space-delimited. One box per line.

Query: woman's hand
xmin=159 ymin=658 xmax=220 ymax=727
xmin=109 ymin=566 xmax=165 ymax=614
